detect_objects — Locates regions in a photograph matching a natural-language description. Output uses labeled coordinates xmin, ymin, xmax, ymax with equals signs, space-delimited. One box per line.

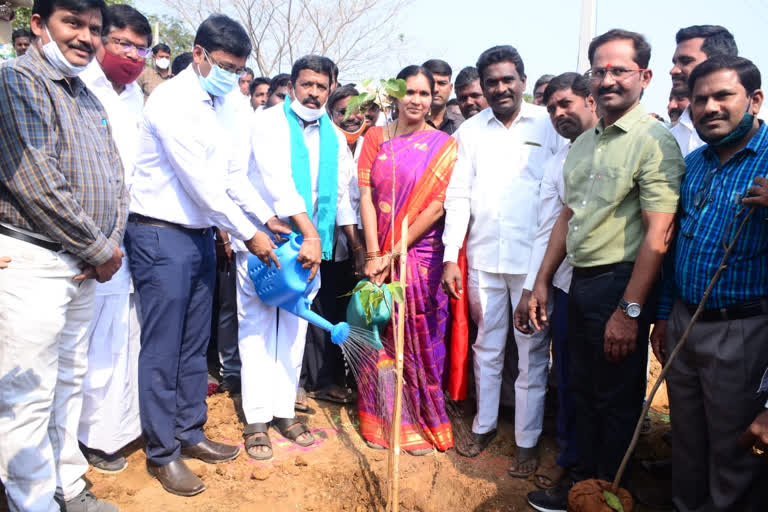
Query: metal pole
xmin=576 ymin=0 xmax=597 ymax=73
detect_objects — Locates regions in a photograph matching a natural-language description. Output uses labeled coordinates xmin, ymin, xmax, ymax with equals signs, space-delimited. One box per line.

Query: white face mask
xmin=41 ymin=26 xmax=88 ymax=78
xmin=155 ymin=57 xmax=170 ymax=70
xmin=290 ymin=98 xmax=326 ymax=122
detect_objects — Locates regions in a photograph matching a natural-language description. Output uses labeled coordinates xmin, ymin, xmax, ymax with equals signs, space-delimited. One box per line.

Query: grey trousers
xmin=666 ymin=299 xmax=768 ymax=512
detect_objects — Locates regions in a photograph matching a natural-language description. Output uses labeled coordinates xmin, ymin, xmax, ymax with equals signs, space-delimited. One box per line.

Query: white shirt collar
xmin=485 ymin=101 xmax=539 ymax=128
xmin=80 ymin=58 xmax=140 ymax=98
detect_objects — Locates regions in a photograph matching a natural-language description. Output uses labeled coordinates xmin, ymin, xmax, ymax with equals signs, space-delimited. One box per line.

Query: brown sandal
xmin=272 ymin=417 xmax=315 ymax=447
xmin=244 ymin=423 xmax=272 ymax=461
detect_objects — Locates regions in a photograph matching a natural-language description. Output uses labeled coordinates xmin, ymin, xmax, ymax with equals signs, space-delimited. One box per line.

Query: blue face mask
xmin=197 ymin=49 xmax=239 ymax=97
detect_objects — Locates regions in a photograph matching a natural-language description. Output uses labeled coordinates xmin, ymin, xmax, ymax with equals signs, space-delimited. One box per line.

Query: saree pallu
xmin=357 ymin=127 xmax=457 ymax=451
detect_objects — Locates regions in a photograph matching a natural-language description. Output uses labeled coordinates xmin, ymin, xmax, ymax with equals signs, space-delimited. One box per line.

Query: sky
xmin=136 ymin=0 xmax=768 ymax=118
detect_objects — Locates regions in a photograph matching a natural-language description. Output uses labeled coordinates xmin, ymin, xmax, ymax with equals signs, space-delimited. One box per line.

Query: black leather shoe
xmin=146 ymin=459 xmax=205 ymax=497
xmin=181 ymin=438 xmax=241 ymax=464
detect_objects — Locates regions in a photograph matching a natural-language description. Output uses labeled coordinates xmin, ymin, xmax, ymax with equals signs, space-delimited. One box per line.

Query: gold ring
xmin=752 ymin=445 xmax=765 ymax=456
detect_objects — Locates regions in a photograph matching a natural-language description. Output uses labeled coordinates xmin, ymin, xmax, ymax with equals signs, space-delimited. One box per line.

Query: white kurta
xmin=237 ymin=104 xmax=356 ymax=424
xmin=78 ymin=61 xmax=143 ymax=453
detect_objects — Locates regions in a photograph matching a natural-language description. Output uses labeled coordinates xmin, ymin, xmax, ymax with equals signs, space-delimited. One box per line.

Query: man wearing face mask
xmin=655 ymin=55 xmax=768 ymax=512
xmin=0 ymin=0 xmax=126 ymax=510
xmin=76 ymin=3 xmax=150 ymax=475
xmin=136 ymin=42 xmax=170 ymax=99
xmin=236 ymin=55 xmax=360 ymax=461
xmin=126 ymin=14 xmax=290 ymax=496
xmin=295 ymin=84 xmax=365 ymax=408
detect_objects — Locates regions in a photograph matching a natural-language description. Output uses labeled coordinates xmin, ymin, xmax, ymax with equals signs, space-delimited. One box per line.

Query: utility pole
xmin=577 ymin=0 xmax=597 ymax=73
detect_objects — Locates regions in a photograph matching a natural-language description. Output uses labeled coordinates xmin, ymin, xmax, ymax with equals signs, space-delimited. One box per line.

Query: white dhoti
xmin=235 ymin=251 xmax=319 ymax=424
xmin=78 ymin=252 xmax=141 ymax=454
xmin=468 ymin=269 xmax=551 ymax=448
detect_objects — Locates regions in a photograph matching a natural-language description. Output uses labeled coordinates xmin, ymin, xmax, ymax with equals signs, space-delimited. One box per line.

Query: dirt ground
xmin=1 ymin=359 xmax=671 ymax=512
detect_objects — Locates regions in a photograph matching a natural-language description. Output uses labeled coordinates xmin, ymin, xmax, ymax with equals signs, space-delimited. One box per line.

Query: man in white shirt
xmin=669 ymin=25 xmax=737 ymax=156
xmin=441 ymin=45 xmax=564 ymax=475
xmin=126 ymin=14 xmax=288 ymax=497
xmin=77 ymin=3 xmax=149 ymax=475
xmin=512 ymin=73 xmax=598 ymax=505
xmin=236 ymin=55 xmax=359 ymax=461
xmin=297 ymin=84 xmax=365 ymax=407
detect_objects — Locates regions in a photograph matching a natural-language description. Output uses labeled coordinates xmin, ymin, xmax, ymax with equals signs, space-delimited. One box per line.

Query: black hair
xmin=669 ymin=85 xmax=689 ymax=100
xmin=249 ymin=76 xmax=270 ymax=96
xmin=102 ymin=4 xmax=151 ymax=47
xmin=171 ymin=52 xmax=193 ymax=75
xmin=542 ymin=72 xmax=591 ymax=104
xmin=290 ymin=55 xmax=334 ymax=86
xmin=447 ymin=98 xmax=459 ymax=107
xmin=396 ymin=65 xmax=435 ymax=93
xmin=534 ymin=74 xmax=555 ymax=91
xmin=326 ymin=84 xmax=360 ymax=113
xmin=12 ymin=28 xmax=32 ymax=43
xmin=194 ymin=14 xmax=252 ymax=58
xmin=676 ymin=25 xmax=737 ymax=58
xmin=454 ymin=66 xmax=480 ymax=91
xmin=268 ymin=73 xmax=291 ymax=96
xmin=152 ymin=43 xmax=170 ymax=55
xmin=33 ymin=0 xmax=107 ymax=24
xmin=588 ymin=29 xmax=651 ymax=68
xmin=242 ymin=67 xmax=254 ymax=79
xmin=688 ymin=54 xmax=761 ymax=96
xmin=476 ymin=45 xmax=526 ymax=82
xmin=322 ymin=57 xmax=339 ymax=84
xmin=422 ymin=59 xmax=452 ymax=78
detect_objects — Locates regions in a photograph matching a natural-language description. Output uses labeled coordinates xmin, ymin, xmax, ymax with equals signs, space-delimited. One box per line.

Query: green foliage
xmin=344 ymin=279 xmax=404 ymax=325
xmin=387 ymin=282 xmax=404 ymax=304
xmin=602 ymin=491 xmax=625 ymax=512
xmin=343 ymin=77 xmax=406 ymax=120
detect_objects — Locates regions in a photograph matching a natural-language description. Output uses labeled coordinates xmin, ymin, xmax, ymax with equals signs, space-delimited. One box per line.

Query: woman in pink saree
xmin=357 ymin=65 xmax=458 ymax=454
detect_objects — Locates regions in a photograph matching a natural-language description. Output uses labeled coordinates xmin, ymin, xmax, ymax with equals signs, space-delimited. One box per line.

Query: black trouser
xmin=567 ymin=263 xmax=650 ymax=483
xmin=299 ymin=259 xmax=357 ymax=392
xmin=209 ymin=261 xmax=240 ymax=380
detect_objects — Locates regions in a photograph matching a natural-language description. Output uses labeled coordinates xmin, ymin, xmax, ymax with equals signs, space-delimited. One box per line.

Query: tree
xmin=157 ymin=0 xmax=406 ymax=77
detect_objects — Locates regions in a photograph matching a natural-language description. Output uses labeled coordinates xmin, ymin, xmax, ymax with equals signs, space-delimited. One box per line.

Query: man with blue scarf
xmin=126 ymin=14 xmax=290 ymax=496
xmin=235 ymin=55 xmax=360 ymax=461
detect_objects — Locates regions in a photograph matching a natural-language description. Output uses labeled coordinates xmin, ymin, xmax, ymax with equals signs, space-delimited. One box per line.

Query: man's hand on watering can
xmin=299 ymin=237 xmax=322 ymax=282
xmin=245 ymin=231 xmax=281 ymax=269
xmin=266 ymin=216 xmax=293 ymax=243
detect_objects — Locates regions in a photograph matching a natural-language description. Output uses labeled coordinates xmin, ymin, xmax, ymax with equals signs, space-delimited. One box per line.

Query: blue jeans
xmin=125 ymin=222 xmax=215 ymax=465
xmin=552 ymin=287 xmax=578 ymax=468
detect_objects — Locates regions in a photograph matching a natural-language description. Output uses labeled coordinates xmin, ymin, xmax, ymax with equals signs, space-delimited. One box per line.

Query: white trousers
xmin=78 ymin=290 xmax=141 ymax=454
xmin=0 ymin=234 xmax=95 ymax=511
xmin=235 ymin=251 xmax=319 ymax=424
xmin=468 ymin=269 xmax=550 ymax=448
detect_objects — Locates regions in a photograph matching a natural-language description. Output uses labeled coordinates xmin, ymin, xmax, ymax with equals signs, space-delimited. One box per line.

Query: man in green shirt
xmin=526 ymin=29 xmax=685 ymax=511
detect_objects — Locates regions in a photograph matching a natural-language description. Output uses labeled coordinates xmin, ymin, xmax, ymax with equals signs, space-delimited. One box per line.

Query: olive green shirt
xmin=563 ymin=104 xmax=685 ymax=268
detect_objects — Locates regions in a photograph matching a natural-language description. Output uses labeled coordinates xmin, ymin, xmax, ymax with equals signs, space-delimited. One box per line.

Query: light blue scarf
xmin=283 ymin=98 xmax=339 ymax=260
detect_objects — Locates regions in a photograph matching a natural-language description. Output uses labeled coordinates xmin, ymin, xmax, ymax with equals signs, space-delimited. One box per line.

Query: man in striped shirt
xmin=0 ymin=0 xmax=125 ymax=511
xmin=655 ymin=55 xmax=768 ymax=512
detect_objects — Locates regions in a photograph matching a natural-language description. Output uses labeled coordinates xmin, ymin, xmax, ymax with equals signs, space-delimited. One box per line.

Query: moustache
xmin=671 ymin=72 xmax=687 ymax=83
xmin=491 ymin=92 xmax=514 ymax=102
xmin=701 ymin=112 xmax=729 ymax=123
xmin=302 ymin=97 xmax=320 ymax=108
xmin=597 ymin=85 xmax=622 ymax=97
xmin=69 ymin=42 xmax=93 ymax=54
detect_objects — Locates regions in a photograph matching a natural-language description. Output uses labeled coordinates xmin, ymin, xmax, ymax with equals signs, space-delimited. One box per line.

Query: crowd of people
xmin=0 ymin=1 xmax=767 ymax=512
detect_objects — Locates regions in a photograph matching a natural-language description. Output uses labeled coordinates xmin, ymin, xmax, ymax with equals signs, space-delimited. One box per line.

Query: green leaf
xmin=602 ymin=491 xmax=624 ymax=512
xmin=361 ymin=78 xmax=373 ymax=88
xmin=383 ymin=78 xmax=407 ymax=99
xmin=340 ymin=280 xmax=373 ymax=297
xmin=387 ymin=282 xmax=405 ymax=304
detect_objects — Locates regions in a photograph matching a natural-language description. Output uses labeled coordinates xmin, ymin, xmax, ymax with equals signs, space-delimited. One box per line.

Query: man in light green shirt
xmin=526 ymin=29 xmax=685 ymax=511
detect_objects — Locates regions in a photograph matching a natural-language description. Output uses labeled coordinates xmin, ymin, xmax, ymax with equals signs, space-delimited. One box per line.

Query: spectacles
xmin=105 ymin=36 xmax=151 ymax=58
xmin=583 ymin=66 xmax=647 ymax=82
xmin=203 ymin=48 xmax=248 ymax=77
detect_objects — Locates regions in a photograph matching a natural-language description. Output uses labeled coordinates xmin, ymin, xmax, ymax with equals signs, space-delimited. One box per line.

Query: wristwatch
xmin=619 ymin=298 xmax=642 ymax=318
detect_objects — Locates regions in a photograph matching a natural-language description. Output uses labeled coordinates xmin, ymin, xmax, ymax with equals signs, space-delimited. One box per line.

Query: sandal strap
xmin=273 ymin=418 xmax=310 ymax=440
xmin=244 ymin=431 xmax=271 ymax=449
xmin=244 ymin=422 xmax=270 ymax=436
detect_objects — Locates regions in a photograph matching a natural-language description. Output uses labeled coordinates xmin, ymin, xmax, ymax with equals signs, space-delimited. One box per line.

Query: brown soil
xmin=1 ymin=359 xmax=671 ymax=512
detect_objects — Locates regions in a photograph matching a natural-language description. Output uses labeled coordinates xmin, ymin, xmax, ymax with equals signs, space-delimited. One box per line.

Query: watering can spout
xmin=290 ymin=298 xmax=350 ymax=345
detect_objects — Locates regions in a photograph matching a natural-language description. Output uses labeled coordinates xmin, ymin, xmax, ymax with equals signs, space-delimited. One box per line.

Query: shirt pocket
xmin=591 ymin=166 xmax=632 ymax=206
xmin=518 ymin=141 xmax=548 ymax=181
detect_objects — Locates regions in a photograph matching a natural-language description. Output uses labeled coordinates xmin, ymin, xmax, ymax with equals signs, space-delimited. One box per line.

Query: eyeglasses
xmin=105 ymin=36 xmax=151 ymax=58
xmin=203 ymin=48 xmax=248 ymax=77
xmin=583 ymin=66 xmax=647 ymax=82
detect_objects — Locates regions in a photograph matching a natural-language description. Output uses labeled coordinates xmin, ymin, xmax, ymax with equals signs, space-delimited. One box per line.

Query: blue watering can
xmin=345 ymin=279 xmax=391 ymax=350
xmin=248 ymin=233 xmax=350 ymax=345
